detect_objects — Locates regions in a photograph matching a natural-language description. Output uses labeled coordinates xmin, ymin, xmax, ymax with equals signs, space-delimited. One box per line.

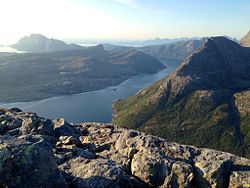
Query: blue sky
xmin=0 ymin=0 xmax=249 ymax=44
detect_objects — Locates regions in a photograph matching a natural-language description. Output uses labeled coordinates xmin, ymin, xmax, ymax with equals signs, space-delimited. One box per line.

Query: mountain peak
xmin=29 ymin=33 xmax=48 ymax=39
xmin=200 ymin=36 xmax=239 ymax=50
xmin=169 ymin=36 xmax=250 ymax=97
xmin=12 ymin=34 xmax=84 ymax=53
xmin=113 ymin=36 xmax=250 ymax=158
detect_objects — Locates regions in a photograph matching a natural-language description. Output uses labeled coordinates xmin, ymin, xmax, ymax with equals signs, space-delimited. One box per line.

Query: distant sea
xmin=77 ymin=43 xmax=99 ymax=47
xmin=0 ymin=44 xmax=99 ymax=52
xmin=0 ymin=45 xmax=25 ymax=53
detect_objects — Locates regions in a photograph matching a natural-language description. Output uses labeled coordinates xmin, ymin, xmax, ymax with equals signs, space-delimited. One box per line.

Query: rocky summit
xmin=0 ymin=108 xmax=249 ymax=188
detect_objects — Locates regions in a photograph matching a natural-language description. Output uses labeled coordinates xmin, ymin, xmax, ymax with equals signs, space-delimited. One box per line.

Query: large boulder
xmin=59 ymin=157 xmax=144 ymax=188
xmin=0 ymin=136 xmax=66 ymax=187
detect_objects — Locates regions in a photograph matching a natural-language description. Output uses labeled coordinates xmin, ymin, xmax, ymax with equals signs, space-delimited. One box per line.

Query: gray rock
xmin=0 ymin=136 xmax=67 ymax=187
xmin=53 ymin=118 xmax=75 ymax=137
xmin=59 ymin=157 xmax=139 ymax=188
xmin=0 ymin=109 xmax=250 ymax=187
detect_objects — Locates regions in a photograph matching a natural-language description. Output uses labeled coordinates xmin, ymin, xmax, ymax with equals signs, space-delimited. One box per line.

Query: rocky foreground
xmin=0 ymin=108 xmax=249 ymax=188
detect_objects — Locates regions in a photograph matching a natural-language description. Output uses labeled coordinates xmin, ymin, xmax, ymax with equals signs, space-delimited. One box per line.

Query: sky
xmin=0 ymin=0 xmax=249 ymax=44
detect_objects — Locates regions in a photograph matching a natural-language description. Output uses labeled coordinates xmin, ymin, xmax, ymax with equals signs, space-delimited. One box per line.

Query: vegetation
xmin=113 ymin=88 xmax=250 ymax=158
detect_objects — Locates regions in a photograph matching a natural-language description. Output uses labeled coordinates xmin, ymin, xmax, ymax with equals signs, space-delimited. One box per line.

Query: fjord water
xmin=1 ymin=65 xmax=176 ymax=123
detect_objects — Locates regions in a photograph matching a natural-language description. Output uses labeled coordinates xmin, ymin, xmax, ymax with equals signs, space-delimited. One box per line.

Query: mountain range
xmin=113 ymin=36 xmax=250 ymax=158
xmin=104 ymin=39 xmax=204 ymax=67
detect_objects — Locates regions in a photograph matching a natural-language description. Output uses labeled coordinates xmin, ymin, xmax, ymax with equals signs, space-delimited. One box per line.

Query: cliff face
xmin=112 ymin=37 xmax=250 ymax=158
xmin=0 ymin=108 xmax=250 ymax=188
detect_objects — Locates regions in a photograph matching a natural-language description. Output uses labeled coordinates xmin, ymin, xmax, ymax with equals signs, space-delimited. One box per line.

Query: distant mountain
xmin=110 ymin=37 xmax=203 ymax=47
xmin=11 ymin=34 xmax=84 ymax=53
xmin=137 ymin=39 xmax=204 ymax=65
xmin=100 ymin=50 xmax=165 ymax=73
xmin=141 ymin=37 xmax=202 ymax=46
xmin=240 ymin=30 xmax=250 ymax=47
xmin=104 ymin=39 xmax=204 ymax=66
xmin=113 ymin=37 xmax=250 ymax=158
xmin=0 ymin=47 xmax=164 ymax=102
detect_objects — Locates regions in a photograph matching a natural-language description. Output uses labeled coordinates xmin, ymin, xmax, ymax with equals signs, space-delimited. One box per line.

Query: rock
xmin=131 ymin=148 xmax=172 ymax=187
xmin=229 ymin=171 xmax=250 ymax=188
xmin=59 ymin=157 xmax=137 ymax=188
xmin=234 ymin=90 xmax=250 ymax=116
xmin=19 ymin=113 xmax=39 ymax=134
xmin=36 ymin=118 xmax=55 ymax=136
xmin=162 ymin=161 xmax=194 ymax=188
xmin=73 ymin=148 xmax=96 ymax=159
xmin=8 ymin=118 xmax=22 ymax=130
xmin=53 ymin=118 xmax=75 ymax=137
xmin=193 ymin=149 xmax=233 ymax=188
xmin=0 ymin=136 xmax=66 ymax=187
xmin=0 ymin=109 xmax=250 ymax=187
xmin=10 ymin=107 xmax=22 ymax=112
xmin=57 ymin=135 xmax=81 ymax=147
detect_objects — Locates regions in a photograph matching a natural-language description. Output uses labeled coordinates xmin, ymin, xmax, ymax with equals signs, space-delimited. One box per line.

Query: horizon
xmin=0 ymin=0 xmax=250 ymax=45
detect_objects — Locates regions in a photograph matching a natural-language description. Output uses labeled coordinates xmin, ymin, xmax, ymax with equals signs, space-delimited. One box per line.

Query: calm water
xmin=1 ymin=65 xmax=176 ymax=123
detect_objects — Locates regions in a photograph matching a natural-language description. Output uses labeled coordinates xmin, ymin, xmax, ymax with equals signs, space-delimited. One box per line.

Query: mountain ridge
xmin=112 ymin=36 xmax=250 ymax=158
xmin=104 ymin=39 xmax=204 ymax=66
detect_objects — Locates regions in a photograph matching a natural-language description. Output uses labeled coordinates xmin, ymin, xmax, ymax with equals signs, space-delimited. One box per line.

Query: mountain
xmin=240 ymin=30 xmax=250 ymax=47
xmin=12 ymin=34 xmax=84 ymax=52
xmin=113 ymin=37 xmax=250 ymax=158
xmin=109 ymin=37 xmax=203 ymax=46
xmin=100 ymin=50 xmax=166 ymax=73
xmin=140 ymin=36 xmax=203 ymax=46
xmin=104 ymin=39 xmax=204 ymax=66
xmin=0 ymin=108 xmax=249 ymax=187
xmin=0 ymin=47 xmax=164 ymax=102
xmin=137 ymin=39 xmax=204 ymax=65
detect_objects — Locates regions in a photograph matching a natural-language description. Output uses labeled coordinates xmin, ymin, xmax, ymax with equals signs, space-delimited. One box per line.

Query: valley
xmin=0 ymin=40 xmax=165 ymax=103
